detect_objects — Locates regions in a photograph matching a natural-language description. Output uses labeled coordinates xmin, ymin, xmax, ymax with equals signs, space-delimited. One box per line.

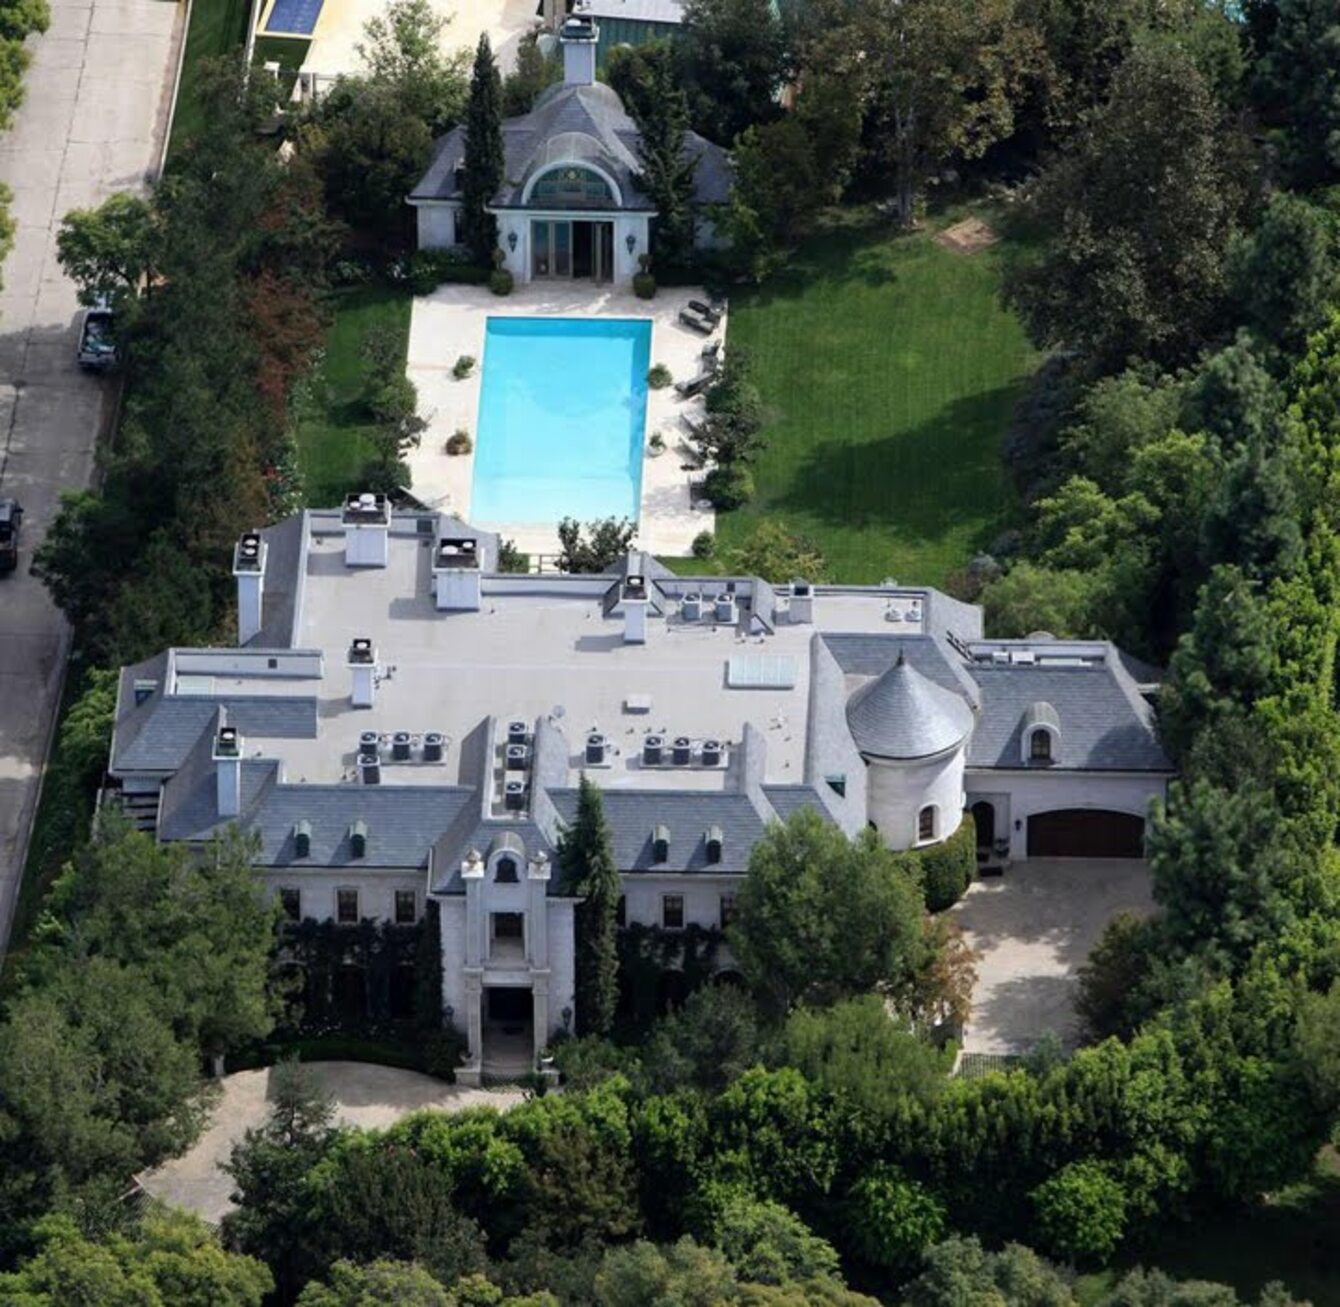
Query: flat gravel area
xmin=952 ymin=857 xmax=1154 ymax=1055
xmin=139 ymin=1061 xmax=526 ymax=1225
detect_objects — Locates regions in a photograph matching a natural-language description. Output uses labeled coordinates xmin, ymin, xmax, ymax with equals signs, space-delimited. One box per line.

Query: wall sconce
xmin=444 ymin=1004 xmax=454 ymax=1022
xmin=1014 ymin=818 xmax=1022 ymax=832
xmin=625 ymin=232 xmax=636 ymax=255
xmin=507 ymin=230 xmax=518 ymax=252
xmin=561 ymin=1005 xmax=573 ymax=1032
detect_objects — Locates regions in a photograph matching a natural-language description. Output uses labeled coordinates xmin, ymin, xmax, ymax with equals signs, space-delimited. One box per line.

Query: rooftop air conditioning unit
xmin=701 ymin=738 xmax=723 ymax=767
xmin=682 ymin=593 xmax=702 ymax=622
xmin=586 ymin=732 xmax=608 ymax=765
xmin=716 ymin=594 xmax=737 ymax=624
xmin=643 ymin=734 xmax=664 ymax=766
xmin=672 ymin=736 xmax=692 ymax=766
xmin=359 ymin=730 xmax=380 ymax=755
xmin=392 ymin=731 xmax=412 ymax=762
xmin=423 ymin=732 xmax=445 ymax=763
xmin=504 ymin=779 xmax=528 ymax=811
xmin=992 ymin=650 xmax=1011 ymax=665
xmin=358 ymin=751 xmax=381 ymax=785
xmin=1011 ymin=650 xmax=1037 ymax=666
xmin=506 ymin=743 xmax=530 ymax=771
xmin=507 ymin=720 xmax=529 ymax=746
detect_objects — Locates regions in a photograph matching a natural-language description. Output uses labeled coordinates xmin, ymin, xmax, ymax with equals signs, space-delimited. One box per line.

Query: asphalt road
xmin=0 ymin=0 xmax=181 ymax=953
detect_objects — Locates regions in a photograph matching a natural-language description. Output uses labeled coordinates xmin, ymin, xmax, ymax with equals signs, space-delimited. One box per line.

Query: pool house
xmin=408 ymin=14 xmax=731 ymax=288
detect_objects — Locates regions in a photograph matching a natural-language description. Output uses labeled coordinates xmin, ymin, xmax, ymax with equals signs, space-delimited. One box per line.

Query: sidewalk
xmin=0 ymin=0 xmax=182 ymax=953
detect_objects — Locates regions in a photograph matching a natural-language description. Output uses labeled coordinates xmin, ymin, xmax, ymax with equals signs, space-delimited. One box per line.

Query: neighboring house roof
xmin=578 ymin=0 xmax=685 ymax=22
xmin=410 ymin=83 xmax=731 ymax=210
xmin=845 ymin=650 xmax=975 ymax=760
xmin=967 ymin=662 xmax=1172 ymax=772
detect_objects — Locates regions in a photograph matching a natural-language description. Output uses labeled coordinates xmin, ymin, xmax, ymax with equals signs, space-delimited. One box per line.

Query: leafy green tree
xmin=1098 ymin=1267 xmax=1307 ymax=1307
xmin=1227 ymin=192 xmax=1340 ymax=355
xmin=730 ymin=809 xmax=927 ymax=1013
xmin=1199 ymin=435 xmax=1303 ymax=586
xmin=558 ymin=777 xmax=621 ymax=1035
xmin=502 ymin=30 xmax=559 ymax=116
xmin=1074 ymin=912 xmax=1162 ymax=1042
xmin=980 ymin=561 xmax=1101 ymax=640
xmin=56 ymin=192 xmax=155 ymax=306
xmin=726 ymin=119 xmax=822 ymax=272
xmin=555 ymin=517 xmax=637 ymax=574
xmin=1182 ymin=336 xmax=1284 ymax=452
xmin=780 ymin=995 xmax=950 ymax=1116
xmin=640 ymin=983 xmax=763 ymax=1094
xmin=607 ymin=42 xmax=698 ymax=268
xmin=711 ymin=1193 xmax=841 ymax=1285
xmin=222 ymin=1061 xmax=338 ymax=1302
xmin=461 ymin=34 xmax=503 ymax=267
xmin=105 ymin=528 xmax=216 ymax=664
xmin=1253 ymin=0 xmax=1340 ymax=187
xmin=1006 ymin=42 xmax=1253 ymax=370
xmin=694 ymin=346 xmax=765 ymax=468
xmin=355 ymin=0 xmax=468 ymax=133
xmin=727 ymin=520 xmax=826 ymax=584
xmin=296 ymin=1260 xmax=455 ymax=1306
xmin=902 ymin=1236 xmax=1073 ymax=1307
xmin=1031 ymin=1160 xmax=1128 ymax=1264
xmin=844 ymin=1166 xmax=946 ymax=1273
xmin=679 ymin=0 xmax=786 ymax=144
xmin=0 ymin=1209 xmax=272 ymax=1306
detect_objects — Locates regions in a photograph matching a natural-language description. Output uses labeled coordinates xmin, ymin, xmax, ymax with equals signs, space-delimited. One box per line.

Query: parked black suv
xmin=0 ymin=498 xmax=23 ymax=572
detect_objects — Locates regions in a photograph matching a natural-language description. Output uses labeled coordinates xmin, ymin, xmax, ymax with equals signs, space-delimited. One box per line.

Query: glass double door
xmin=531 ymin=219 xmax=614 ymax=282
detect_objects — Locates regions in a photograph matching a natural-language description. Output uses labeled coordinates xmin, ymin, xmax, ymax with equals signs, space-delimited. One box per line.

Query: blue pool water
xmin=471 ymin=317 xmax=651 ymax=523
xmin=265 ymin=0 xmax=323 ymax=35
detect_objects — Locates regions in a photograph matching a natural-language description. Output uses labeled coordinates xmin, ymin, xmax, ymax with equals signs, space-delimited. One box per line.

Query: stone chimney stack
xmin=348 ymin=637 xmax=377 ymax=708
xmin=622 ymin=566 xmax=649 ymax=644
xmin=214 ymin=721 xmax=243 ymax=818
xmin=232 ymin=530 xmax=267 ymax=645
xmin=433 ymin=537 xmax=482 ymax=611
xmin=559 ymin=13 xmax=599 ymax=86
xmin=343 ymin=492 xmax=390 ymax=567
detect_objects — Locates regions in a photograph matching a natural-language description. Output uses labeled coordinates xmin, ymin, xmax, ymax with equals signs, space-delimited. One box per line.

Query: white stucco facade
xmin=865 ymin=745 xmax=967 ymax=851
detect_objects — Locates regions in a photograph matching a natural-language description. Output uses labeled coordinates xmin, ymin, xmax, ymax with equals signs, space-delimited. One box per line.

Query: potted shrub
xmin=633 ymin=254 xmax=656 ymax=300
xmin=489 ymin=268 xmax=514 ymax=296
xmin=445 ymin=429 xmax=473 ymax=455
xmin=452 ymin=354 xmax=476 ymax=380
xmin=647 ymin=431 xmax=666 ymax=458
xmin=692 ymin=529 xmax=715 ymax=559
xmin=647 ymin=363 xmax=672 ymax=389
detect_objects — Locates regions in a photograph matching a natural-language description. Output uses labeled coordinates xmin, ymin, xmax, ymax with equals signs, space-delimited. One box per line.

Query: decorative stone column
xmin=457 ymin=971 xmax=485 ymax=1087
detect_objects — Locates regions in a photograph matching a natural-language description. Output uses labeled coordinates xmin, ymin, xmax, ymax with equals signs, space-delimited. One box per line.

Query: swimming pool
xmin=471 ymin=317 xmax=651 ymax=524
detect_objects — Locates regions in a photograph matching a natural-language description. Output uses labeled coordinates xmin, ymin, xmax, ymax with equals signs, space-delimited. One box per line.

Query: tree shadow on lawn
xmin=771 ymin=384 xmax=1022 ymax=557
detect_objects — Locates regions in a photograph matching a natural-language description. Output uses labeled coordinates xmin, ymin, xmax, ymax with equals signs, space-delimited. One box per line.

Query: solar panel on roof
xmin=265 ymin=0 xmax=323 ymax=35
xmin=726 ymin=654 xmax=797 ymax=689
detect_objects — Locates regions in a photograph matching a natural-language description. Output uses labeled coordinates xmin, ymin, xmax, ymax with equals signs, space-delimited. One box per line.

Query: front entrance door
xmin=532 ymin=219 xmax=613 ymax=283
xmin=970 ymin=801 xmax=995 ymax=849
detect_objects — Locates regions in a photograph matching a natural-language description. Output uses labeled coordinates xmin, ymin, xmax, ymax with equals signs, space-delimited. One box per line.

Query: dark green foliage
xmin=461 ymin=35 xmax=503 ymax=267
xmin=416 ymin=899 xmax=444 ymax=1030
xmin=56 ymin=191 xmax=156 ymax=306
xmin=1253 ymin=0 xmax=1340 ymax=188
xmin=555 ymin=517 xmax=637 ymax=573
xmin=902 ymin=1236 xmax=1073 ymax=1307
xmin=615 ymin=922 xmax=722 ymax=1029
xmin=679 ymin=0 xmax=786 ymax=144
xmin=559 ymin=777 xmax=621 ymax=1036
xmin=915 ymin=818 xmax=976 ymax=911
xmin=844 ymin=1166 xmax=946 ymax=1273
xmin=279 ymin=917 xmax=421 ymax=1033
xmin=709 ymin=1191 xmax=841 ymax=1285
xmin=502 ymin=30 xmax=559 ymax=116
xmin=1074 ymin=912 xmax=1163 ymax=1042
xmin=639 ymin=983 xmax=762 ymax=1094
xmin=1031 ymin=1160 xmax=1127 ymax=1264
xmin=726 ymin=119 xmax=823 ymax=276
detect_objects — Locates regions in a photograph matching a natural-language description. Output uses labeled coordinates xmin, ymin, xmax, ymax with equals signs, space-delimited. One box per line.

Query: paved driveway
xmin=952 ymin=858 xmax=1154 ymax=1055
xmin=139 ymin=1061 xmax=527 ymax=1225
xmin=0 ymin=0 xmax=180 ymax=953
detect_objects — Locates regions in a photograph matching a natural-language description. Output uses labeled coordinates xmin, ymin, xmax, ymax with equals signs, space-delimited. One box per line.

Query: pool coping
xmin=405 ymin=283 xmax=722 ymax=559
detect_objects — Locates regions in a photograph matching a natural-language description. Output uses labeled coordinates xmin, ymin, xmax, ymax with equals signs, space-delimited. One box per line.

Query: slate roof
xmin=579 ymin=0 xmax=684 ymax=22
xmin=762 ymin=785 xmax=829 ymax=822
xmin=251 ymin=515 xmax=304 ymax=648
xmin=549 ymin=788 xmax=768 ymax=873
xmin=967 ymin=663 xmax=1172 ymax=772
xmin=111 ymin=692 xmax=318 ymax=775
xmin=823 ymin=633 xmax=980 ymax=706
xmin=846 ymin=652 xmax=975 ymax=760
xmin=410 ymin=82 xmax=731 ymax=209
xmin=432 ymin=817 xmax=554 ymax=893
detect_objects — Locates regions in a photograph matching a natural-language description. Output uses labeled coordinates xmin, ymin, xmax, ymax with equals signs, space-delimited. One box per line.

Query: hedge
xmin=914 ymin=817 xmax=976 ymax=912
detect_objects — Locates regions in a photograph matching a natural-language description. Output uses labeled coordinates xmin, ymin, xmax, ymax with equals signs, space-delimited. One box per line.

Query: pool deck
xmin=406 ymin=283 xmax=723 ymax=559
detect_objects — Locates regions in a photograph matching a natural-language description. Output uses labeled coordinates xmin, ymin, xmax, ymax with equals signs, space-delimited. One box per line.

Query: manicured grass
xmin=167 ymin=0 xmax=254 ymax=159
xmin=295 ymin=284 xmax=414 ymax=507
xmin=713 ymin=206 xmax=1038 ymax=586
xmin=1076 ymin=1156 xmax=1340 ymax=1307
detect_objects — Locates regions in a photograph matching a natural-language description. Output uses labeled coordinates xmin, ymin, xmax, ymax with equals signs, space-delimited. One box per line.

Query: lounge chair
xmin=675 ymin=367 xmax=715 ymax=399
xmin=688 ymin=298 xmax=723 ymax=325
xmin=679 ymin=307 xmax=715 ymax=335
xmin=701 ymin=339 xmax=722 ymax=363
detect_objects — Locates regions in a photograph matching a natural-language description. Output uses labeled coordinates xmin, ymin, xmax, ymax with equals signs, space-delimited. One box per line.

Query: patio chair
xmin=688 ymin=298 xmax=722 ymax=325
xmin=674 ymin=367 xmax=715 ymax=399
xmin=679 ymin=307 xmax=715 ymax=336
xmin=701 ymin=339 xmax=722 ymax=363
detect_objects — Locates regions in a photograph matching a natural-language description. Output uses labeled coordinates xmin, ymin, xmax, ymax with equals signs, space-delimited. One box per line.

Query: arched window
xmin=918 ymin=806 xmax=937 ymax=842
xmin=1029 ymin=729 xmax=1053 ymax=763
xmin=530 ymin=166 xmax=615 ymax=208
xmin=495 ymin=856 xmax=519 ymax=883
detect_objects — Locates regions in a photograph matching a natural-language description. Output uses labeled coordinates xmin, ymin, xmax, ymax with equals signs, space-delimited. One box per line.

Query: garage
xmin=1026 ymin=809 xmax=1146 ymax=858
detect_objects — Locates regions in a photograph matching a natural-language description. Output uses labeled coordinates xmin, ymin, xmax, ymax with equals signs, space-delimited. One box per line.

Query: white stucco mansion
xmin=105 ymin=502 xmax=1171 ymax=1081
xmin=408 ymin=14 xmax=731 ymax=288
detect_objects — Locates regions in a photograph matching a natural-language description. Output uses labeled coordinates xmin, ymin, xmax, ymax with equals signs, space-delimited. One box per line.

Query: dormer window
xmin=918 ymin=805 xmax=937 ymax=842
xmin=1030 ymin=729 xmax=1053 ymax=763
xmin=496 ymin=856 xmax=519 ymax=883
xmin=1020 ymin=702 xmax=1060 ymax=766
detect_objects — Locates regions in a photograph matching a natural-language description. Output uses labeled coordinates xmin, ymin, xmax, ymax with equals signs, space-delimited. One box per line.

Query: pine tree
xmin=559 ymin=774 xmax=621 ymax=1035
xmin=461 ymin=34 xmax=503 ymax=268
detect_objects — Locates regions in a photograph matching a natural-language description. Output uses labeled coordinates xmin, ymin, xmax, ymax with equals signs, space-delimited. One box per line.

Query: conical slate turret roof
xmin=846 ymin=650 xmax=974 ymax=760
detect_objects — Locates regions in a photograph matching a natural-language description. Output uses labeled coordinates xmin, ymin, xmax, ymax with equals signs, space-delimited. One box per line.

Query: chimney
xmin=622 ymin=566 xmax=649 ymax=644
xmin=348 ymin=637 xmax=377 ymax=708
xmin=559 ymin=13 xmax=598 ymax=86
xmin=233 ymin=531 xmax=267 ymax=645
xmin=214 ymin=722 xmax=242 ymax=818
xmin=433 ymin=536 xmax=482 ymax=611
xmin=342 ymin=492 xmax=390 ymax=567
xmin=789 ymin=579 xmax=814 ymax=624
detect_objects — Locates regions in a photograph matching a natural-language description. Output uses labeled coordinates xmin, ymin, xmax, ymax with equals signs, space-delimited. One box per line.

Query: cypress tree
xmin=559 ymin=774 xmax=621 ymax=1035
xmin=461 ymin=33 xmax=504 ymax=268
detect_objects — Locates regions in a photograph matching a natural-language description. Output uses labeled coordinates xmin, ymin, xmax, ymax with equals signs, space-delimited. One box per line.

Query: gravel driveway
xmin=952 ymin=858 xmax=1154 ymax=1056
xmin=139 ymin=1061 xmax=526 ymax=1225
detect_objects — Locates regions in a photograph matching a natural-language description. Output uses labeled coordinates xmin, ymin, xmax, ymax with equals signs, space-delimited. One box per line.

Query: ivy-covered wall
xmin=616 ymin=922 xmax=725 ymax=1028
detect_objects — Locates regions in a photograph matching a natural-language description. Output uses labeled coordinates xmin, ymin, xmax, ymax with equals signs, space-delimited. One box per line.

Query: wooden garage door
xmin=1026 ymin=809 xmax=1145 ymax=858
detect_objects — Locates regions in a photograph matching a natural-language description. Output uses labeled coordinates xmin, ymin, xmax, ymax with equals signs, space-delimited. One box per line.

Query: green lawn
xmin=295 ymin=284 xmax=414 ymax=507
xmin=167 ymin=0 xmax=254 ymax=158
xmin=1076 ymin=1157 xmax=1340 ymax=1307
xmin=713 ymin=206 xmax=1038 ymax=586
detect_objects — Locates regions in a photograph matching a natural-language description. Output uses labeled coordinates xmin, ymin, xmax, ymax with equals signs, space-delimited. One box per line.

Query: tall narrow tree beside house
xmin=461 ymin=34 xmax=504 ymax=268
xmin=559 ymin=775 xmax=621 ymax=1035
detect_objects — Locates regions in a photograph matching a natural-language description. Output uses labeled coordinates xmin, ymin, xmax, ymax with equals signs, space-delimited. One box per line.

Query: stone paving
xmin=0 ymin=0 xmax=180 ymax=953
